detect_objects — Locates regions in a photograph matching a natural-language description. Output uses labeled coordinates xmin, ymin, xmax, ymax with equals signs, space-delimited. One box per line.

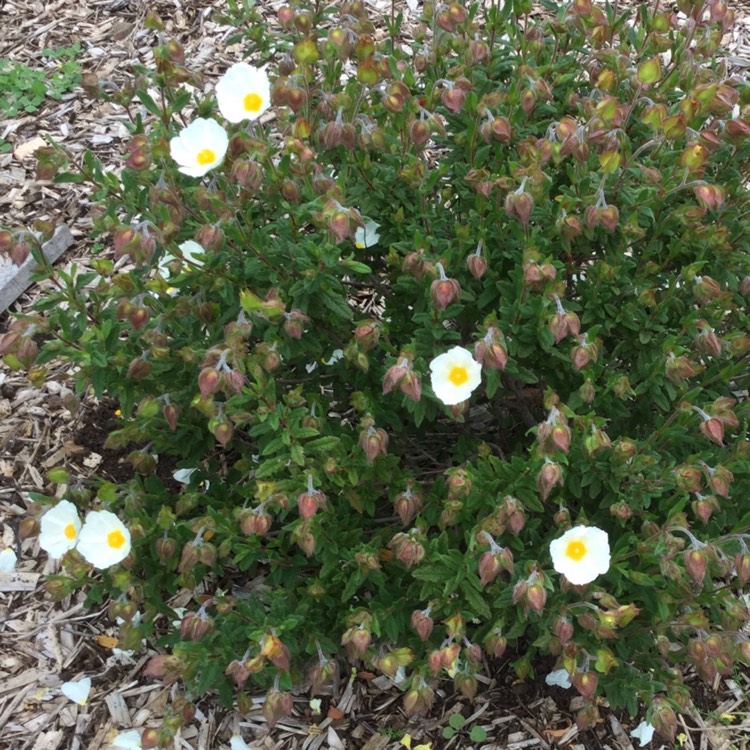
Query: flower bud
xmin=708 ymin=464 xmax=733 ymax=498
xmin=411 ymin=610 xmax=433 ymax=641
xmin=359 ymin=427 xmax=389 ymax=463
xmin=651 ymin=698 xmax=677 ymax=743
xmin=198 ymin=368 xmax=220 ymax=398
xmin=403 ymin=684 xmax=435 ymax=718
xmin=666 ymin=354 xmax=697 ymax=384
xmin=685 ymin=549 xmax=708 ymax=585
xmin=536 ymin=461 xmax=563 ymax=501
xmin=572 ymin=671 xmax=598 ymax=699
xmin=455 ymin=673 xmax=478 ymax=700
xmin=431 ymin=276 xmax=461 ymax=311
xmin=262 ymin=690 xmax=294 ymax=729
xmin=694 ymin=275 xmax=722 ymax=305
xmin=441 ymin=86 xmax=466 ymax=113
xmin=342 ymin=626 xmax=371 ymax=658
xmin=692 ymin=494 xmax=719 ymax=524
xmin=354 ymin=320 xmax=380 ymax=351
xmin=466 ymin=253 xmax=487 ymax=280
xmin=700 ymin=417 xmax=724 ymax=446
xmin=400 ymin=370 xmax=422 ymax=402
xmin=180 ymin=610 xmax=215 ymax=641
xmin=239 ymin=509 xmax=272 ymax=536
xmin=394 ymin=488 xmax=423 ymax=526
xmin=297 ymin=488 xmax=326 ymax=520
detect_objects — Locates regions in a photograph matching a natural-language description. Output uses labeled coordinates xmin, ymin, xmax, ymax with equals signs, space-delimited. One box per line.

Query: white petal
xmin=39 ymin=500 xmax=81 ymax=558
xmin=230 ymin=736 xmax=251 ymax=750
xmin=76 ymin=511 xmax=131 ymax=569
xmin=354 ymin=221 xmax=381 ymax=249
xmin=0 ymin=548 xmax=17 ymax=572
xmin=112 ymin=729 xmax=142 ymax=749
xmin=630 ymin=721 xmax=655 ymax=747
xmin=545 ymin=669 xmax=572 ymax=689
xmin=61 ymin=677 xmax=92 ymax=705
xmin=178 ymin=240 xmax=205 ymax=266
xmin=173 ymin=468 xmax=197 ymax=484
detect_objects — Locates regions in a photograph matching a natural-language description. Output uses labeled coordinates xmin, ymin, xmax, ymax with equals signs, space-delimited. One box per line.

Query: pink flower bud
xmin=447 ymin=469 xmax=472 ymax=499
xmin=441 ymin=86 xmax=466 ymax=113
xmin=466 ymin=252 xmax=487 ymax=279
xmin=297 ymin=488 xmax=326 ymax=520
xmin=410 ymin=119 xmax=431 ymax=147
xmin=548 ymin=312 xmax=568 ymax=343
xmin=283 ymin=309 xmax=309 ymax=339
xmin=484 ymin=631 xmax=507 ymax=658
xmin=692 ymin=494 xmax=719 ymax=524
xmin=572 ymin=671 xmax=598 ymax=699
xmin=666 ymin=354 xmax=698 ymax=384
xmin=700 ymin=417 xmax=724 ymax=446
xmin=180 ymin=611 xmax=215 ymax=641
xmin=383 ymin=360 xmax=409 ymax=394
xmin=427 ymin=649 xmax=443 ymax=674
xmin=394 ymin=488 xmax=423 ymax=526
xmin=262 ymin=690 xmax=294 ymax=729
xmin=708 ymin=464 xmax=733 ymax=498
xmin=553 ymin=617 xmax=574 ymax=644
xmin=651 ymin=698 xmax=677 ymax=743
xmin=400 ymin=370 xmax=422 ymax=401
xmin=359 ymin=427 xmax=389 ymax=463
xmin=431 ymin=276 xmax=461 ymax=310
xmin=162 ymin=403 xmax=178 ymax=431
xmin=536 ymin=461 xmax=563 ymax=500
xmin=198 ymin=368 xmax=220 ymax=397
xmin=411 ymin=610 xmax=434 ymax=641
xmin=685 ymin=549 xmax=708 ymax=585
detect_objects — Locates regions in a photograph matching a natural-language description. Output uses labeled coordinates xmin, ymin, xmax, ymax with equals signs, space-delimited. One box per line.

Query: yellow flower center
xmin=107 ymin=529 xmax=126 ymax=549
xmin=448 ymin=366 xmax=469 ymax=386
xmin=64 ymin=523 xmax=77 ymax=540
xmin=196 ymin=148 xmax=216 ymax=165
xmin=244 ymin=92 xmax=263 ymax=112
xmin=565 ymin=540 xmax=587 ymax=561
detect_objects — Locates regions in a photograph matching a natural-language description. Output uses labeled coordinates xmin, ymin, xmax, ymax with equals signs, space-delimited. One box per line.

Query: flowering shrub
xmin=4 ymin=0 xmax=750 ymax=741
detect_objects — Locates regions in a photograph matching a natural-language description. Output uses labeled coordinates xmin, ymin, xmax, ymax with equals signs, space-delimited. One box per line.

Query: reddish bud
xmin=411 ymin=610 xmax=434 ymax=641
xmin=162 ymin=403 xmax=178 ymax=431
xmin=685 ymin=549 xmax=708 ymax=585
xmin=262 ymin=690 xmax=294 ymax=729
xmin=700 ymin=417 xmax=724 ymax=446
xmin=466 ymin=253 xmax=487 ymax=279
xmin=180 ymin=611 xmax=214 ymax=641
xmin=395 ymin=488 xmax=423 ymax=526
xmin=431 ymin=277 xmax=461 ymax=310
xmin=536 ymin=461 xmax=564 ymax=500
xmin=198 ymin=368 xmax=220 ymax=397
xmin=572 ymin=671 xmax=598 ymax=699
xmin=441 ymin=86 xmax=466 ymax=113
xmin=359 ymin=427 xmax=389 ymax=463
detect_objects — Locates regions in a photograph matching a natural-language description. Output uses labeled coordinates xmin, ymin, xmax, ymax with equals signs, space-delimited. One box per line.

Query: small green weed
xmin=442 ymin=713 xmax=488 ymax=743
xmin=0 ymin=43 xmax=82 ymax=118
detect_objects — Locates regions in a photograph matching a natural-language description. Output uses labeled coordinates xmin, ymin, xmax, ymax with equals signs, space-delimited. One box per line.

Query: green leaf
xmin=469 ymin=726 xmax=488 ymax=742
xmin=449 ymin=713 xmax=466 ymax=729
xmin=442 ymin=727 xmax=456 ymax=739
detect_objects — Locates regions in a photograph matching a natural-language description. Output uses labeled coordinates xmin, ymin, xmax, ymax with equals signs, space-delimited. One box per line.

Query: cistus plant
xmin=4 ymin=0 xmax=750 ymax=740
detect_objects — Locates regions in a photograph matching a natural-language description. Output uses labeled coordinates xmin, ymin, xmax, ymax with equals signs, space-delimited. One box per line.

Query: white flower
xmin=76 ymin=511 xmax=131 ymax=569
xmin=354 ymin=221 xmax=381 ymax=249
xmin=545 ymin=669 xmax=572 ymax=689
xmin=549 ymin=525 xmax=610 ymax=586
xmin=0 ymin=547 xmax=17 ymax=572
xmin=630 ymin=721 xmax=655 ymax=747
xmin=111 ymin=729 xmax=142 ymax=749
xmin=39 ymin=500 xmax=82 ymax=558
xmin=216 ymin=62 xmax=271 ymax=124
xmin=230 ymin=736 xmax=251 ymax=750
xmin=61 ymin=677 xmax=92 ymax=705
xmin=429 ymin=346 xmax=482 ymax=405
xmin=170 ymin=118 xmax=228 ymax=178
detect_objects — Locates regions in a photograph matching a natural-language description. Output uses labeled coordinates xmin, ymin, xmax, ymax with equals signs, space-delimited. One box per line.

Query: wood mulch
xmin=2 ymin=1 xmax=750 ymax=748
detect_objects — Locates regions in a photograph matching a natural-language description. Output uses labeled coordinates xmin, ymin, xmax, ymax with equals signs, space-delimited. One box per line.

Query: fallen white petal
xmin=61 ymin=676 xmax=92 ymax=705
xmin=630 ymin=721 xmax=655 ymax=747
xmin=545 ymin=669 xmax=572 ymax=689
xmin=230 ymin=736 xmax=251 ymax=750
xmin=112 ymin=729 xmax=142 ymax=749
xmin=0 ymin=548 xmax=17 ymax=572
